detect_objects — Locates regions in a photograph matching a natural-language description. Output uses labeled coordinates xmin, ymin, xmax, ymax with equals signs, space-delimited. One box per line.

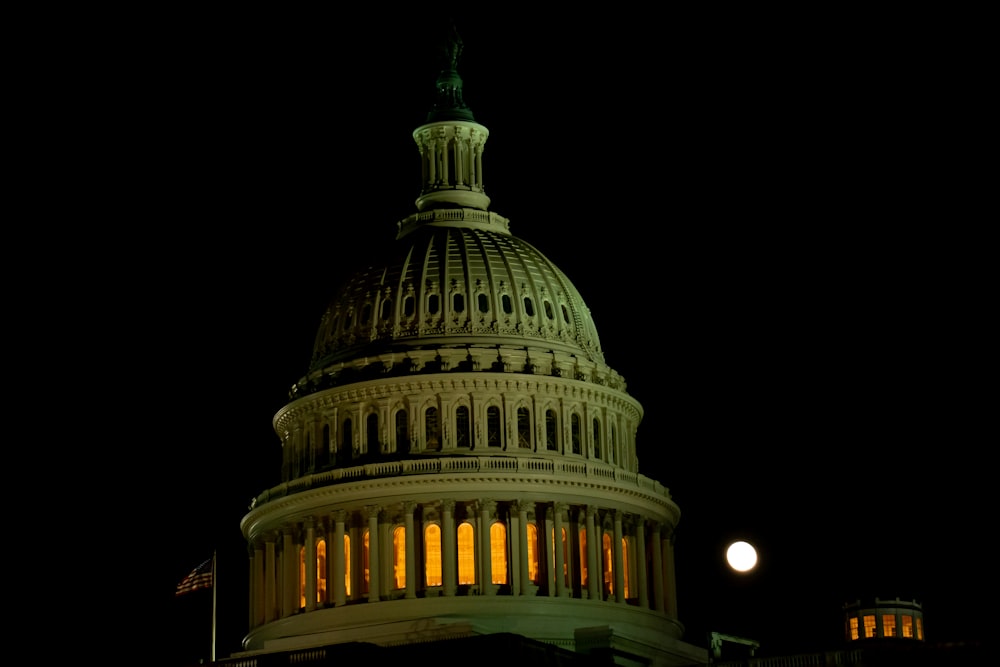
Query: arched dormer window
xmin=425 ymin=407 xmax=441 ymax=451
xmin=456 ymin=405 xmax=471 ymax=448
xmin=571 ymin=413 xmax=581 ymax=454
xmin=487 ymin=406 xmax=501 ymax=447
xmin=453 ymin=293 xmax=465 ymax=313
xmin=517 ymin=407 xmax=531 ymax=449
xmin=502 ymin=294 xmax=513 ymax=314
xmin=545 ymin=409 xmax=558 ymax=451
xmin=360 ymin=303 xmax=372 ymax=324
xmin=424 ymin=524 xmax=442 ymax=586
xmin=490 ymin=522 xmax=508 ymax=585
xmin=523 ymin=296 xmax=534 ymax=317
xmin=478 ymin=293 xmax=489 ymax=313
xmin=428 ymin=294 xmax=440 ymax=315
xmin=403 ymin=295 xmax=415 ymax=317
xmin=457 ymin=522 xmax=475 ymax=585
xmin=380 ymin=298 xmax=392 ymax=320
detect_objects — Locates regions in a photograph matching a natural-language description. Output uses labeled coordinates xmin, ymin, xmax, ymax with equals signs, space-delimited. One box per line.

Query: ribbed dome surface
xmin=309 ymin=212 xmax=605 ymax=374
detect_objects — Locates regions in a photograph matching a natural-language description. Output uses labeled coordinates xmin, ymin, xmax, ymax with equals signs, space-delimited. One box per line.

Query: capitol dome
xmin=238 ymin=23 xmax=703 ymax=667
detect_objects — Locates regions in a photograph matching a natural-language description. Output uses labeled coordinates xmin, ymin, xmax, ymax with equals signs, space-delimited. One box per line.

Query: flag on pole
xmin=176 ymin=556 xmax=214 ymax=596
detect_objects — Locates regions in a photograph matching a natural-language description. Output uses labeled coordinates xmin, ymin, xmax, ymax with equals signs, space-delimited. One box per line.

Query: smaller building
xmin=843 ymin=597 xmax=924 ymax=642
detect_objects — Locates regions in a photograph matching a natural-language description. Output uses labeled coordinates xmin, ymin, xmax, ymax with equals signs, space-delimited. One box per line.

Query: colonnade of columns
xmin=248 ymin=498 xmax=678 ymax=631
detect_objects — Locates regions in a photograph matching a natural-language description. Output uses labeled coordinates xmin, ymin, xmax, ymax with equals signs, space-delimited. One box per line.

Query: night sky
xmin=90 ymin=8 xmax=989 ymax=665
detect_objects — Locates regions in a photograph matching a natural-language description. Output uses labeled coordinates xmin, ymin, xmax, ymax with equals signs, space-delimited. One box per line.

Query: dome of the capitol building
xmin=237 ymin=21 xmax=705 ymax=667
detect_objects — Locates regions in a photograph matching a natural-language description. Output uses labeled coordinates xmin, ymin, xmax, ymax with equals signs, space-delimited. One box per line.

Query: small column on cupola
xmin=413 ymin=20 xmax=491 ymax=212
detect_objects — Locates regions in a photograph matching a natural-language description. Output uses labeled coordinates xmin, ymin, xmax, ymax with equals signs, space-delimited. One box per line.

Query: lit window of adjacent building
xmin=579 ymin=528 xmax=588 ymax=588
xmin=344 ymin=534 xmax=351 ymax=597
xmin=916 ymin=618 xmax=923 ymax=640
xmin=603 ymin=532 xmax=614 ymax=597
xmin=901 ymin=615 xmax=913 ymax=638
xmin=864 ymin=614 xmax=876 ymax=638
xmin=425 ymin=524 xmax=442 ymax=586
xmin=622 ymin=537 xmax=631 ymax=599
xmin=362 ymin=530 xmax=370 ymax=594
xmin=882 ymin=614 xmax=896 ymax=638
xmin=849 ymin=617 xmax=860 ymax=640
xmin=458 ymin=522 xmax=476 ymax=585
xmin=317 ymin=539 xmax=327 ymax=604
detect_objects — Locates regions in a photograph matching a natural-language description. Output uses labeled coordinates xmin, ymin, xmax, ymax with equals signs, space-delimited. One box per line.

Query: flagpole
xmin=211 ymin=549 xmax=217 ymax=663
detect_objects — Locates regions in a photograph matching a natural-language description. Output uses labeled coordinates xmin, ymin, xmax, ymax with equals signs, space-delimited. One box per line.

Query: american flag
xmin=176 ymin=557 xmax=213 ymax=596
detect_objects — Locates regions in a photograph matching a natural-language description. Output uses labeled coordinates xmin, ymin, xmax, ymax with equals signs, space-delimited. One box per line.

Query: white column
xmin=554 ymin=503 xmax=566 ymax=597
xmin=635 ymin=516 xmax=648 ymax=609
xmin=442 ymin=499 xmax=456 ymax=597
xmin=510 ymin=501 xmax=521 ymax=596
xmin=282 ymin=528 xmax=297 ymax=616
xmin=264 ymin=536 xmax=277 ymax=623
xmin=304 ymin=518 xmax=317 ymax=612
xmin=613 ymin=510 xmax=625 ymax=603
xmin=365 ymin=505 xmax=380 ymax=603
xmin=404 ymin=502 xmax=417 ymax=599
xmin=480 ymin=500 xmax=495 ymax=592
xmin=333 ymin=510 xmax=347 ymax=606
xmin=586 ymin=506 xmax=600 ymax=601
xmin=651 ymin=522 xmax=664 ymax=613
xmin=518 ymin=502 xmax=530 ymax=595
xmin=544 ymin=506 xmax=556 ymax=596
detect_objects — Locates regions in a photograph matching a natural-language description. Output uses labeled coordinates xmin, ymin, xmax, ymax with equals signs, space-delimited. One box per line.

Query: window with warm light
xmin=393 ymin=527 xmax=406 ymax=589
xmin=317 ymin=539 xmax=327 ymax=604
xmin=901 ymin=615 xmax=913 ymax=638
xmin=850 ymin=617 xmax=859 ymax=640
xmin=458 ymin=522 xmax=475 ymax=585
xmin=490 ymin=523 xmax=507 ymax=584
xmin=863 ymin=614 xmax=876 ymax=638
xmin=603 ymin=532 xmax=614 ymax=596
xmin=882 ymin=614 xmax=896 ymax=638
xmin=299 ymin=546 xmax=306 ymax=608
xmin=622 ymin=537 xmax=631 ymax=599
xmin=916 ymin=618 xmax=923 ymax=640
xmin=362 ymin=530 xmax=370 ymax=594
xmin=526 ymin=523 xmax=539 ymax=583
xmin=579 ymin=528 xmax=588 ymax=587
xmin=425 ymin=524 xmax=442 ymax=586
xmin=344 ymin=534 xmax=351 ymax=596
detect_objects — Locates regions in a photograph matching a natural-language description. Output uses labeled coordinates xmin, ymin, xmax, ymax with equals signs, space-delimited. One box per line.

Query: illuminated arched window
xmin=571 ymin=414 xmax=581 ymax=454
xmin=579 ymin=528 xmax=588 ymax=587
xmin=602 ymin=532 xmax=614 ymax=597
xmin=517 ymin=408 xmax=531 ymax=448
xmin=362 ymin=530 xmax=370 ymax=595
xmin=342 ymin=417 xmax=352 ymax=461
xmin=545 ymin=409 xmax=558 ymax=450
xmin=610 ymin=424 xmax=617 ymax=464
xmin=344 ymin=534 xmax=351 ymax=597
xmin=456 ymin=405 xmax=471 ymax=448
xmin=425 ymin=524 xmax=442 ymax=587
xmin=457 ymin=522 xmax=476 ymax=585
xmin=490 ymin=523 xmax=507 ymax=585
xmin=393 ymin=526 xmax=405 ymax=589
xmin=592 ymin=418 xmax=602 ymax=459
xmin=395 ymin=410 xmax=410 ymax=454
xmin=317 ymin=539 xmax=327 ymax=604
xmin=425 ymin=407 xmax=441 ymax=451
xmin=526 ymin=523 xmax=539 ymax=584
xmin=367 ymin=412 xmax=379 ymax=455
xmin=487 ymin=406 xmax=501 ymax=447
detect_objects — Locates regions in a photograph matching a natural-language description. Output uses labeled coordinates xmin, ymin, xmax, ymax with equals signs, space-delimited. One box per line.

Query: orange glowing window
xmin=490 ymin=523 xmax=507 ymax=584
xmin=622 ymin=537 xmax=631 ymax=599
xmin=526 ymin=523 xmax=539 ymax=584
xmin=849 ymin=617 xmax=859 ymax=640
xmin=393 ymin=527 xmax=406 ymax=589
xmin=362 ymin=530 xmax=370 ymax=595
xmin=916 ymin=618 xmax=923 ymax=640
xmin=882 ymin=614 xmax=896 ymax=638
xmin=316 ymin=539 xmax=327 ymax=604
xmin=579 ymin=528 xmax=588 ymax=587
xmin=425 ymin=524 xmax=442 ymax=586
xmin=458 ymin=522 xmax=475 ymax=585
xmin=299 ymin=546 xmax=306 ymax=608
xmin=901 ymin=615 xmax=913 ymax=638
xmin=344 ymin=534 xmax=351 ymax=597
xmin=603 ymin=532 xmax=613 ymax=596
xmin=863 ymin=615 xmax=876 ymax=638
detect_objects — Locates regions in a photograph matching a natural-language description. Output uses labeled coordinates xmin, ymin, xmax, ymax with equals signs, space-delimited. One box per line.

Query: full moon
xmin=726 ymin=540 xmax=758 ymax=572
